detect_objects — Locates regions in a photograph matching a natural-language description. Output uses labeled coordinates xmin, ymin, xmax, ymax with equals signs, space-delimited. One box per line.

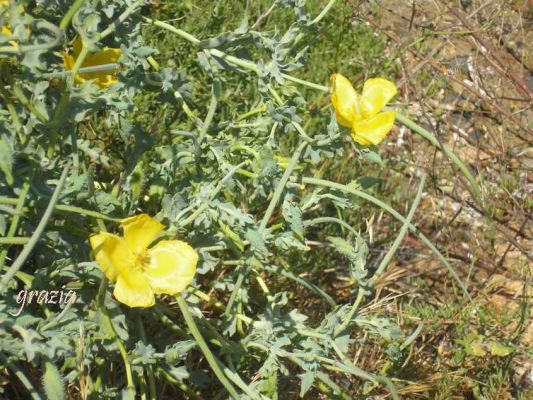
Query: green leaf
xmin=299 ymin=369 xmax=315 ymax=397
xmin=488 ymin=341 xmax=513 ymax=357
xmin=327 ymin=236 xmax=368 ymax=281
xmin=244 ymin=227 xmax=270 ymax=256
xmin=282 ymin=200 xmax=304 ymax=240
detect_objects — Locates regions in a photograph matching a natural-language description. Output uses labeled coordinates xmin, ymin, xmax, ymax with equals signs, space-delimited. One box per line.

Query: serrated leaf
xmin=282 ymin=200 xmax=304 ymax=240
xmin=327 ymin=236 xmax=368 ymax=282
xmin=299 ymin=369 xmax=315 ymax=397
xmin=244 ymin=227 xmax=269 ymax=256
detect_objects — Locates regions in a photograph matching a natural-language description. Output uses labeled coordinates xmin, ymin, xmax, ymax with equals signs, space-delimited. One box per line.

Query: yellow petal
xmin=352 ymin=111 xmax=396 ymax=146
xmin=331 ymin=73 xmax=359 ymax=128
xmin=89 ymin=233 xmax=132 ymax=281
xmin=145 ymin=240 xmax=198 ymax=295
xmin=360 ymin=78 xmax=397 ymax=118
xmin=120 ymin=214 xmax=164 ymax=254
xmin=114 ymin=270 xmax=155 ymax=308
xmin=62 ymin=37 xmax=122 ymax=88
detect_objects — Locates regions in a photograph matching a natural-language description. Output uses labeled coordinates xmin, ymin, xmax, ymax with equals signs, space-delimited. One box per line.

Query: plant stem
xmin=0 ymin=163 xmax=70 ymax=292
xmin=175 ymin=294 xmax=241 ymax=399
xmin=333 ymin=172 xmax=424 ymax=336
xmin=393 ymin=111 xmax=482 ymax=203
xmin=371 ymin=173 xmax=426 ymax=281
xmin=60 ymin=0 xmax=87 ymax=30
xmin=0 ymin=179 xmax=31 ymax=268
xmin=312 ymin=0 xmax=338 ymax=24
xmin=0 ymin=197 xmax=121 ymax=222
xmin=259 ymin=141 xmax=307 ymax=232
xmin=137 ymin=315 xmax=156 ymax=400
xmin=301 ymin=176 xmax=472 ymax=302
xmin=98 ymin=278 xmax=135 ymax=400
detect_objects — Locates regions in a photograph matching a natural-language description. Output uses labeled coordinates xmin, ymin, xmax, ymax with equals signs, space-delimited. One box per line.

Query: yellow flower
xmin=90 ymin=214 xmax=198 ymax=308
xmin=331 ymin=73 xmax=397 ymax=146
xmin=62 ymin=37 xmax=121 ymax=88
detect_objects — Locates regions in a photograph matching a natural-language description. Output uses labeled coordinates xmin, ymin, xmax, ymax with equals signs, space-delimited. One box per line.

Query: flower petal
xmin=114 ymin=270 xmax=155 ymax=308
xmin=89 ymin=233 xmax=132 ymax=281
xmin=145 ymin=240 xmax=198 ymax=295
xmin=331 ymin=73 xmax=359 ymax=128
xmin=63 ymin=37 xmax=121 ymax=88
xmin=360 ymin=78 xmax=397 ymax=118
xmin=352 ymin=111 xmax=396 ymax=146
xmin=120 ymin=214 xmax=164 ymax=254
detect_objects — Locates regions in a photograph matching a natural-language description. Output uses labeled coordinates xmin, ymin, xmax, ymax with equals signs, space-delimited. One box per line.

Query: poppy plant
xmin=63 ymin=37 xmax=121 ymax=88
xmin=90 ymin=214 xmax=198 ymax=308
xmin=331 ymin=73 xmax=397 ymax=146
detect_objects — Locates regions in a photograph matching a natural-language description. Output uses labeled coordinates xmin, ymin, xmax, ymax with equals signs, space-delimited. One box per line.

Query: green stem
xmin=0 ymin=163 xmax=70 ymax=292
xmin=175 ymin=294 xmax=241 ymax=399
xmin=332 ymin=172 xmax=424 ymax=337
xmin=0 ymin=237 xmax=29 ymax=245
xmin=312 ymin=0 xmax=338 ymax=24
xmin=98 ymin=278 xmax=135 ymax=399
xmin=393 ymin=111 xmax=482 ymax=203
xmin=69 ymin=43 xmax=90 ymax=84
xmin=226 ymin=141 xmax=307 ymax=315
xmin=98 ymin=0 xmax=145 ymax=40
xmin=302 ymin=176 xmax=472 ymax=302
xmin=137 ymin=315 xmax=156 ymax=400
xmin=304 ymin=216 xmax=360 ymax=238
xmin=55 ymin=204 xmax=122 ymax=222
xmin=0 ymin=84 xmax=22 ymax=134
xmin=12 ymin=85 xmax=48 ymax=122
xmin=0 ymin=20 xmax=63 ymax=55
xmin=0 ymin=197 xmax=121 ymax=222
xmin=259 ymin=141 xmax=307 ymax=232
xmin=43 ymin=63 xmax=119 ymax=79
xmin=371 ymin=173 xmax=426 ymax=281
xmin=157 ymin=368 xmax=202 ymax=400
xmin=236 ymin=104 xmax=267 ymax=122
xmin=0 ymin=179 xmax=31 ymax=268
xmin=197 ymin=92 xmax=217 ymax=144
xmin=60 ymin=0 xmax=87 ymax=30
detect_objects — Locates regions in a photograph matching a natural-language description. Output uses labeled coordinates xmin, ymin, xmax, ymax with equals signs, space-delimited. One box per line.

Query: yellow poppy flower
xmin=89 ymin=214 xmax=198 ymax=308
xmin=62 ymin=37 xmax=121 ymax=88
xmin=331 ymin=73 xmax=397 ymax=146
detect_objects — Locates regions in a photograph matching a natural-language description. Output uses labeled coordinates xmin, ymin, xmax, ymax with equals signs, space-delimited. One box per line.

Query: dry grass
xmin=342 ymin=0 xmax=532 ymax=397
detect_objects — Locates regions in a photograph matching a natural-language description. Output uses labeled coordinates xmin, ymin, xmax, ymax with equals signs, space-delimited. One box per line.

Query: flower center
xmin=132 ymin=250 xmax=151 ymax=272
